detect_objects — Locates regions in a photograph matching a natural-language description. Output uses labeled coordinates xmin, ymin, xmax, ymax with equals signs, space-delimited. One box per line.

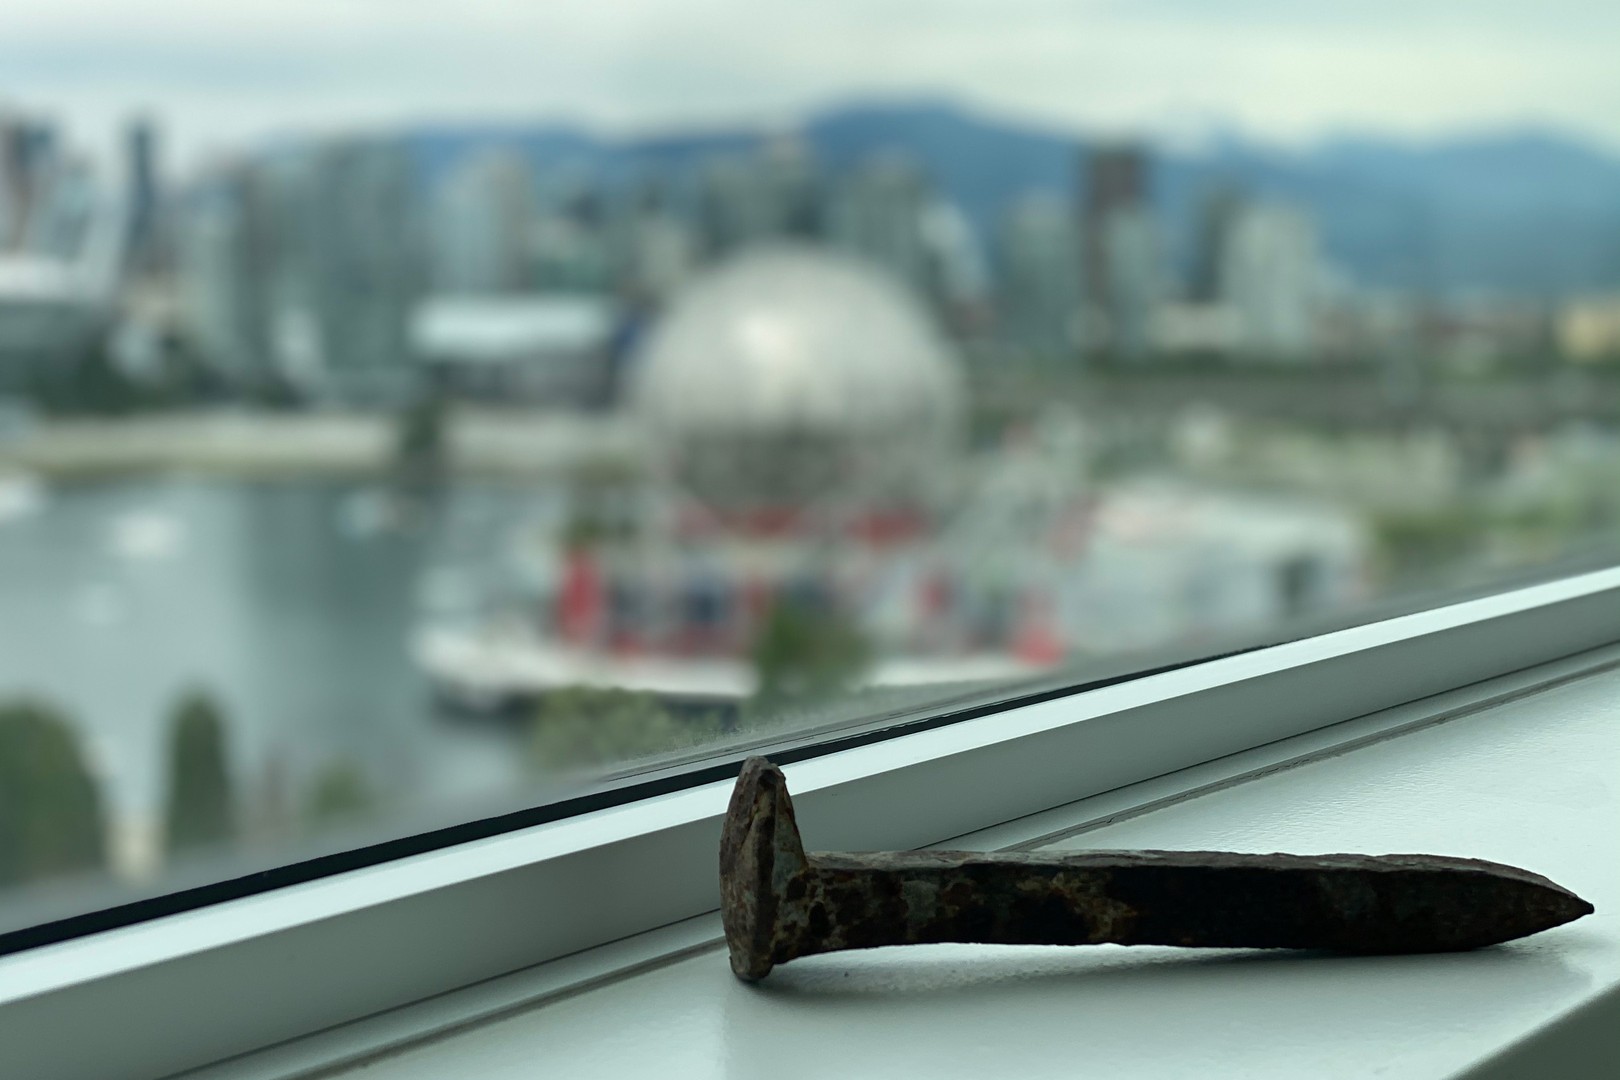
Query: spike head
xmin=719 ymin=757 xmax=811 ymax=981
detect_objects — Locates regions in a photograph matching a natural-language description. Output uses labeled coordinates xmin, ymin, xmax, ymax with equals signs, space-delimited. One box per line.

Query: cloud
xmin=4 ymin=0 xmax=1618 ymax=168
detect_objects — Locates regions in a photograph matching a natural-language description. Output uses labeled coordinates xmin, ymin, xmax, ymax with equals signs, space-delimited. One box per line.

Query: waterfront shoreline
xmin=0 ymin=409 xmax=638 ymax=482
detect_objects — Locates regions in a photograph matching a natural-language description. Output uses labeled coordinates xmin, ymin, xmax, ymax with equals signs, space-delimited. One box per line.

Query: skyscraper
xmin=619 ymin=201 xmax=697 ymax=301
xmin=528 ymin=169 xmax=612 ymax=293
xmin=828 ymin=154 xmax=932 ymax=296
xmin=431 ymin=148 xmax=539 ymax=295
xmin=996 ymin=194 xmax=1083 ymax=357
xmin=758 ymin=137 xmax=823 ymax=240
xmin=0 ymin=114 xmax=56 ymax=253
xmin=1217 ymin=202 xmax=1323 ymax=359
xmin=304 ymin=138 xmax=423 ymax=403
xmin=696 ymin=139 xmax=821 ymax=259
xmin=1081 ymin=146 xmax=1145 ymax=302
xmin=177 ymin=162 xmax=276 ymax=380
xmin=1189 ymin=186 xmax=1242 ymax=304
xmin=24 ymin=155 xmax=93 ymax=261
xmin=920 ymin=201 xmax=988 ymax=314
xmin=124 ymin=117 xmax=161 ymax=273
xmin=1101 ymin=207 xmax=1164 ymax=361
xmin=1080 ymin=145 xmax=1162 ymax=360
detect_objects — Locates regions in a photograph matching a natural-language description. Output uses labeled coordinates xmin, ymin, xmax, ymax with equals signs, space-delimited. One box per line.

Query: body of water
xmin=0 ymin=475 xmax=561 ymax=860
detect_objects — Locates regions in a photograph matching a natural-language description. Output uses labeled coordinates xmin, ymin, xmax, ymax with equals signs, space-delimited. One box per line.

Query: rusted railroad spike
xmin=719 ymin=757 xmax=1593 ymax=982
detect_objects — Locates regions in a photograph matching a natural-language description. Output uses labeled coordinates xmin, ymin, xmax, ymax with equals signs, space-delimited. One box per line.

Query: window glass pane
xmin=3 ymin=2 xmax=1619 ymax=937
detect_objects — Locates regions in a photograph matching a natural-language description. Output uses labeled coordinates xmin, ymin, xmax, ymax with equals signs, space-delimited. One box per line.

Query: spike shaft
xmin=791 ymin=849 xmax=1589 ymax=961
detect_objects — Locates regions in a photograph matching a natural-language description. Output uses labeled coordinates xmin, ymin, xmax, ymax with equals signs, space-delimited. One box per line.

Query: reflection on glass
xmin=2 ymin=4 xmax=1620 ymax=931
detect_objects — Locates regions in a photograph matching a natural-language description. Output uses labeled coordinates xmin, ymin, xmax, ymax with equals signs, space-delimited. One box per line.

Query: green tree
xmin=163 ymin=693 xmax=235 ymax=856
xmin=27 ymin=342 xmax=142 ymax=416
xmin=531 ymin=687 xmax=722 ymax=771
xmin=394 ymin=390 xmax=448 ymax=488
xmin=1370 ymin=507 xmax=1482 ymax=582
xmin=305 ymin=760 xmax=375 ymax=829
xmin=749 ymin=601 xmax=871 ymax=712
xmin=0 ymin=702 xmax=106 ymax=888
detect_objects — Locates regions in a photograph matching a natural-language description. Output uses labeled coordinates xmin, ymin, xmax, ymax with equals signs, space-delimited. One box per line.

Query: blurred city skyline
xmin=5 ymin=0 xmax=1620 ymax=918
xmin=6 ymin=0 xmax=1620 ymax=169
xmin=6 ymin=92 xmax=1620 ymax=418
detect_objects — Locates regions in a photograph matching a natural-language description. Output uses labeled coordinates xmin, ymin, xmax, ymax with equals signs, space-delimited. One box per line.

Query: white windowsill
xmin=203 ymin=648 xmax=1619 ymax=1080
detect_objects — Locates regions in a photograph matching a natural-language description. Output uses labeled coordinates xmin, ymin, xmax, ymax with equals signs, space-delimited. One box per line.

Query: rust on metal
xmin=719 ymin=757 xmax=1594 ymax=981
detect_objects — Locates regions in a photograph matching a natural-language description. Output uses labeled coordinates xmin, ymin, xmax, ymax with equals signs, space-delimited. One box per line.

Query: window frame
xmin=2 ymin=565 xmax=1619 ymax=1080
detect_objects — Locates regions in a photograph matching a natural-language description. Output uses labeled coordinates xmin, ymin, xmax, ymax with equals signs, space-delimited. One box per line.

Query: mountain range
xmin=404 ymin=100 xmax=1620 ymax=298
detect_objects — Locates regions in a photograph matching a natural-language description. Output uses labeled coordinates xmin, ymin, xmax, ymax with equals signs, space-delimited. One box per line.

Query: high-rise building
xmin=1081 ymin=146 xmax=1145 ymax=302
xmin=622 ymin=209 xmax=697 ymax=301
xmin=431 ymin=148 xmax=539 ymax=294
xmin=25 ymin=156 xmax=94 ymax=260
xmin=124 ymin=117 xmax=161 ymax=273
xmin=996 ymin=194 xmax=1083 ymax=357
xmin=0 ymin=132 xmax=102 ymax=395
xmin=920 ymin=201 xmax=987 ymax=312
xmin=828 ymin=154 xmax=932 ymax=296
xmin=697 ymin=157 xmax=766 ymax=258
xmin=757 ymin=137 xmax=822 ymax=240
xmin=1080 ymin=145 xmax=1162 ymax=359
xmin=304 ymin=138 xmax=423 ymax=403
xmin=696 ymin=139 xmax=821 ymax=259
xmin=1188 ymin=187 xmax=1242 ymax=304
xmin=1217 ymin=202 xmax=1323 ymax=359
xmin=1101 ymin=206 xmax=1164 ymax=360
xmin=177 ymin=162 xmax=276 ymax=379
xmin=0 ymin=114 xmax=57 ymax=252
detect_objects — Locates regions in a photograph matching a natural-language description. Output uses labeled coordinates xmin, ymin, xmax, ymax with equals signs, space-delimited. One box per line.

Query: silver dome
xmin=629 ymin=246 xmax=965 ymax=510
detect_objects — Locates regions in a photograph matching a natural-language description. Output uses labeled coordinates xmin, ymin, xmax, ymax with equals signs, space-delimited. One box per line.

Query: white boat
xmin=107 ymin=510 xmax=185 ymax=561
xmin=413 ymin=620 xmax=1042 ymax=713
xmin=0 ymin=471 xmax=46 ymax=523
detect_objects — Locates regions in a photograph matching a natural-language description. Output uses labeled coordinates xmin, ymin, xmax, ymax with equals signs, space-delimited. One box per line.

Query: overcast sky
xmin=5 ymin=0 xmax=1620 ymax=170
